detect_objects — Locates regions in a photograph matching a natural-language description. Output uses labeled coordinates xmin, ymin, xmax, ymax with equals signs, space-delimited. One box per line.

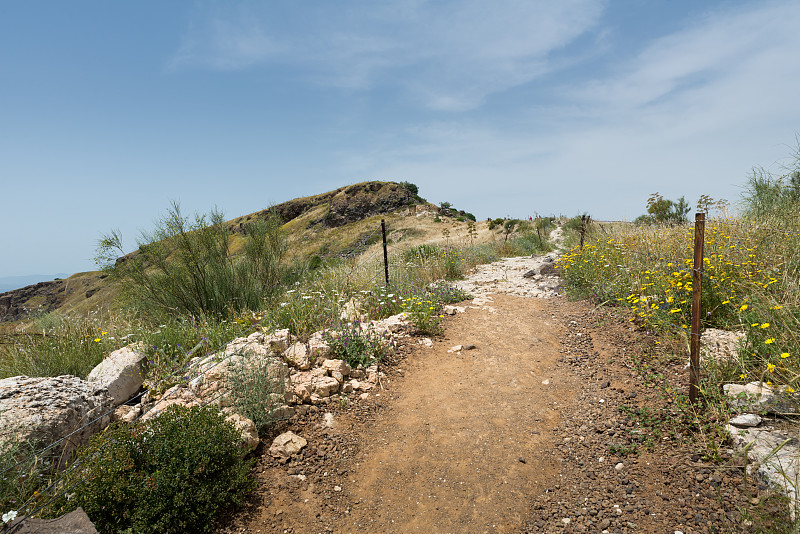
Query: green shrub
xmin=358 ymin=286 xmax=404 ymax=320
xmin=96 ymin=202 xmax=288 ymax=320
xmin=322 ymin=321 xmax=390 ymax=368
xmin=308 ymin=255 xmax=324 ymax=270
xmin=400 ymin=295 xmax=443 ymax=335
xmin=488 ymin=218 xmax=504 ymax=230
xmin=51 ymin=406 xmax=254 ymax=534
xmin=226 ymin=351 xmax=287 ymax=435
xmin=635 ymin=193 xmax=690 ymax=226
xmin=398 ymin=181 xmax=419 ymax=196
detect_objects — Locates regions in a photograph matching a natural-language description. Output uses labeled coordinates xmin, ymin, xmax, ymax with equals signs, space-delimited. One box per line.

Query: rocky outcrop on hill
xmin=0 ymin=273 xmax=108 ymax=323
xmin=0 ymin=280 xmax=63 ymax=322
xmin=322 ymin=182 xmax=414 ymax=227
xmin=230 ymin=181 xmax=416 ymax=231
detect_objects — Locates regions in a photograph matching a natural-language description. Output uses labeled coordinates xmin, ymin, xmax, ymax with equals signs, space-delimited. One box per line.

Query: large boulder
xmin=0 ymin=376 xmax=115 ymax=466
xmin=87 ymin=344 xmax=147 ymax=405
xmin=6 ymin=507 xmax=98 ymax=533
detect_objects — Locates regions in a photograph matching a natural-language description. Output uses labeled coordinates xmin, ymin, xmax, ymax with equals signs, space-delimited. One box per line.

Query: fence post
xmin=381 ymin=219 xmax=390 ymax=287
xmin=579 ymin=215 xmax=587 ymax=249
xmin=689 ymin=212 xmax=706 ymax=404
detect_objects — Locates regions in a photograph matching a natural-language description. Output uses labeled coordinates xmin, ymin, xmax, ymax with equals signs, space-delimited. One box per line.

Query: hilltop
xmin=0 ymin=181 xmax=482 ymax=324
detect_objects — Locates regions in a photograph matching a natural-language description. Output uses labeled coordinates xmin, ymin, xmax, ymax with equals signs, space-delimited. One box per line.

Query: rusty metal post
xmin=381 ymin=219 xmax=390 ymax=287
xmin=689 ymin=212 xmax=706 ymax=404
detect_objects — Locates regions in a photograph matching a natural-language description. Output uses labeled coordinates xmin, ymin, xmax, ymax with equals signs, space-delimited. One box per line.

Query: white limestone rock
xmin=87 ymin=343 xmax=147 ymax=405
xmin=269 ymin=431 xmax=307 ymax=460
xmin=283 ymin=342 xmax=312 ymax=370
xmin=0 ymin=375 xmax=115 ymax=466
xmin=724 ymin=382 xmax=798 ymax=414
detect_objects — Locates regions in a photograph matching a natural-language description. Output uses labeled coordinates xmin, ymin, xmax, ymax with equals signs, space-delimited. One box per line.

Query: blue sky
xmin=2 ymin=0 xmax=800 ymax=279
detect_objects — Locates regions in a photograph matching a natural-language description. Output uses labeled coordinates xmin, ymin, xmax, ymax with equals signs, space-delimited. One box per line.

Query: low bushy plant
xmin=358 ymin=286 xmax=404 ymax=320
xmin=400 ymin=295 xmax=444 ymax=335
xmin=322 ymin=321 xmax=390 ymax=368
xmin=225 ymin=351 xmax=287 ymax=435
xmin=322 ymin=321 xmax=389 ymax=367
xmin=49 ymin=406 xmax=254 ymax=534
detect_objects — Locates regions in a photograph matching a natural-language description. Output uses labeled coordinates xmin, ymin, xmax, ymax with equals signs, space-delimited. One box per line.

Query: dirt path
xmin=219 ymin=254 xmax=791 ymax=533
xmin=338 ymin=294 xmax=571 ymax=532
xmin=223 ymin=293 xmax=575 ymax=534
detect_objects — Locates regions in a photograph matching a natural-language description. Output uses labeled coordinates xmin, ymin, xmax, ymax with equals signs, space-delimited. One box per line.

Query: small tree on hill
xmin=635 ymin=193 xmax=690 ymax=225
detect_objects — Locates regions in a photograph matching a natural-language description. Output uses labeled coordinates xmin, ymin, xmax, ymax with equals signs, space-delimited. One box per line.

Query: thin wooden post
xmin=689 ymin=212 xmax=706 ymax=404
xmin=579 ymin=215 xmax=587 ymax=249
xmin=381 ymin=219 xmax=390 ymax=287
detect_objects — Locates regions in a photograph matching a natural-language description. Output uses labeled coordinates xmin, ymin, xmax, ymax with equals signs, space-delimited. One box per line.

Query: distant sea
xmin=0 ymin=274 xmax=69 ymax=294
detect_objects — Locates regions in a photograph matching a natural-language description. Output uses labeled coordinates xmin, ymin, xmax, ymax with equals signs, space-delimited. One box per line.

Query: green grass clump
xmin=0 ymin=313 xmax=122 ymax=379
xmin=0 ymin=427 xmax=51 ymax=523
xmin=46 ymin=406 xmax=254 ymax=534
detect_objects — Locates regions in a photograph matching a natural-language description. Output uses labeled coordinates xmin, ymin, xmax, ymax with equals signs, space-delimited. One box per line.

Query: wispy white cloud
xmin=168 ymin=6 xmax=284 ymax=70
xmin=168 ymin=0 xmax=605 ymax=109
xmin=338 ymin=1 xmax=800 ymax=219
xmin=572 ymin=1 xmax=800 ymax=117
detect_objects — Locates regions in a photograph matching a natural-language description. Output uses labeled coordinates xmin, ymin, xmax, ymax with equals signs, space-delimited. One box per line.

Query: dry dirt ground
xmin=217 ymin=261 xmax=792 ymax=534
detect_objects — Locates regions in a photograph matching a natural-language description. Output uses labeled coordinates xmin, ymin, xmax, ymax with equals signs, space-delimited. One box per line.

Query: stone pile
xmin=137 ymin=315 xmax=401 ymax=448
xmin=723 ymin=380 xmax=800 ymax=513
xmin=0 ymin=311 xmax=405 ymax=470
